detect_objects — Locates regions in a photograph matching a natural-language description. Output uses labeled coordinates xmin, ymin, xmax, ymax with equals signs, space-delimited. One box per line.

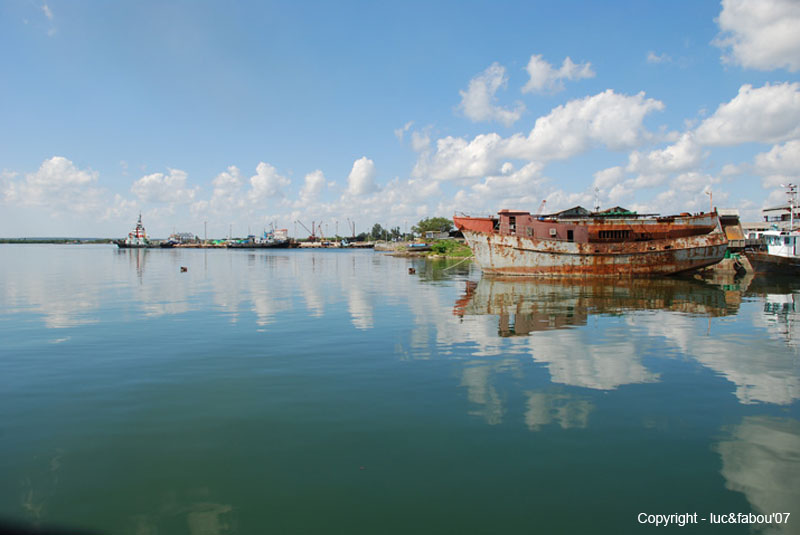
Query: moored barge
xmin=453 ymin=206 xmax=728 ymax=277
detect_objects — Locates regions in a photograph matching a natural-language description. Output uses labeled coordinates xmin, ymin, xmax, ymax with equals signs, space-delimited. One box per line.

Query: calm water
xmin=1 ymin=245 xmax=798 ymax=534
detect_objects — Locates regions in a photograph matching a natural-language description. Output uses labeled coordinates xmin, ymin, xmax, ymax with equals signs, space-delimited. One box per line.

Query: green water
xmin=0 ymin=245 xmax=798 ymax=534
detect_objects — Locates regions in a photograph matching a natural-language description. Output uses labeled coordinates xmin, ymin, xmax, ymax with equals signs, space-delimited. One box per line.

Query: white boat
xmin=746 ymin=184 xmax=800 ymax=275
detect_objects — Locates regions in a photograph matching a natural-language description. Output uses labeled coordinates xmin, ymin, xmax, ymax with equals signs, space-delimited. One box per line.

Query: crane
xmin=537 ymin=199 xmax=547 ymax=216
xmin=295 ymin=220 xmax=315 ymax=241
xmin=346 ymin=218 xmax=356 ymax=239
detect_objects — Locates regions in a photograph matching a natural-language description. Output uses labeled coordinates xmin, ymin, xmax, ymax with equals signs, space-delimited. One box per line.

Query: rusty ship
xmin=453 ymin=206 xmax=728 ymax=277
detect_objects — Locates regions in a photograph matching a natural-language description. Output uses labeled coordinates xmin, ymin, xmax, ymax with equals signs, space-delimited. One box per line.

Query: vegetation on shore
xmin=429 ymin=239 xmax=472 ymax=258
xmin=0 ymin=238 xmax=113 ymax=244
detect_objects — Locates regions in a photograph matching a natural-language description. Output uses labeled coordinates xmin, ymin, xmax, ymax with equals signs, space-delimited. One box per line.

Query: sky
xmin=1 ymin=0 xmax=800 ymax=238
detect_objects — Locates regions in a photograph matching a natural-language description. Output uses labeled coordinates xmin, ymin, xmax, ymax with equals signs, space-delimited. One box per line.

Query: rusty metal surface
xmin=460 ymin=226 xmax=728 ymax=277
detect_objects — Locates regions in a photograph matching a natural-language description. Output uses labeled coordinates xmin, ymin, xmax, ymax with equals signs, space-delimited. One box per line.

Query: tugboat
xmin=116 ymin=214 xmax=171 ymax=248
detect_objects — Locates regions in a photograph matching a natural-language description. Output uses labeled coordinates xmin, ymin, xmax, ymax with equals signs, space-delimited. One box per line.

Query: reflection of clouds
xmin=460 ymin=363 xmax=504 ymax=425
xmin=129 ymin=488 xmax=234 ymax=535
xmin=717 ymin=416 xmax=800 ymax=535
xmin=0 ymin=248 xmax=104 ymax=328
xmin=453 ymin=276 xmax=800 ymax=405
xmin=524 ymin=391 xmax=593 ymax=431
xmin=528 ymin=327 xmax=660 ymax=390
xmin=639 ymin=312 xmax=800 ymax=405
xmin=346 ymin=282 xmax=373 ymax=330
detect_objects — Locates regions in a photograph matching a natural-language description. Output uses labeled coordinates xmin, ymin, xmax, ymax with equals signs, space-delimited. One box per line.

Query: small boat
xmin=454 ymin=205 xmax=728 ymax=277
xmin=746 ymin=184 xmax=800 ymax=275
xmin=747 ymin=231 xmax=800 ymax=274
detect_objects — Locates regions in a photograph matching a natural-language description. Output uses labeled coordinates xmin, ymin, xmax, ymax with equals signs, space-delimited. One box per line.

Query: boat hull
xmin=461 ymin=229 xmax=728 ymax=277
xmin=745 ymin=251 xmax=800 ymax=275
xmin=226 ymin=241 xmax=291 ymax=249
xmin=115 ymin=240 xmax=171 ymax=249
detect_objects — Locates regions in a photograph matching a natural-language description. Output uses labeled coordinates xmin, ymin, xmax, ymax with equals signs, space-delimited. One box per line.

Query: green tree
xmin=370 ymin=223 xmax=386 ymax=240
xmin=412 ymin=217 xmax=454 ymax=235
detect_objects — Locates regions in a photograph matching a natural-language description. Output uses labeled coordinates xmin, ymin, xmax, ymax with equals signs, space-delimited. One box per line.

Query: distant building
xmin=425 ymin=231 xmax=450 ymax=240
xmin=169 ymin=232 xmax=198 ymax=243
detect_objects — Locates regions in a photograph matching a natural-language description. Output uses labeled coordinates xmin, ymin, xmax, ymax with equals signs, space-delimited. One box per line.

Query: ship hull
xmin=461 ymin=229 xmax=728 ymax=277
xmin=115 ymin=240 xmax=172 ymax=249
xmin=745 ymin=251 xmax=800 ymax=275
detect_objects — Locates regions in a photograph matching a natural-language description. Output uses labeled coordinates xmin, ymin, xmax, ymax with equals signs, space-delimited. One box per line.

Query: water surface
xmin=1 ymin=245 xmax=798 ymax=534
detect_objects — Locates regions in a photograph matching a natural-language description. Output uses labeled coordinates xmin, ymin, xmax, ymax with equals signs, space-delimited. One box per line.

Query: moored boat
xmin=746 ymin=228 xmax=800 ymax=275
xmin=453 ymin=206 xmax=728 ymax=277
xmin=116 ymin=214 xmax=170 ymax=248
xmin=745 ymin=184 xmax=800 ymax=275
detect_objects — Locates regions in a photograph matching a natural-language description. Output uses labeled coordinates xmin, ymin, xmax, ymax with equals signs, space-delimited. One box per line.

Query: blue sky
xmin=1 ymin=0 xmax=799 ymax=238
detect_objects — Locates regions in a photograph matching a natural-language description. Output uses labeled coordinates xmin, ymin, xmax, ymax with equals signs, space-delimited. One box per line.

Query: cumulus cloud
xmin=459 ymin=63 xmax=525 ymax=126
xmin=131 ymin=168 xmax=198 ymax=204
xmin=695 ymin=83 xmax=800 ymax=145
xmin=416 ymin=90 xmax=663 ymax=182
xmin=713 ymin=0 xmax=800 ymax=72
xmin=299 ymin=170 xmax=326 ymax=202
xmin=752 ymin=140 xmax=800 ymax=188
xmin=590 ymin=133 xmax=712 ymax=209
xmin=625 ymin=133 xmax=705 ymax=185
xmin=2 ymin=156 xmax=105 ymax=213
xmin=459 ymin=162 xmax=546 ymax=211
xmin=522 ymin=54 xmax=595 ymax=93
xmin=346 ymin=157 xmax=378 ymax=196
xmin=248 ymin=162 xmax=290 ymax=200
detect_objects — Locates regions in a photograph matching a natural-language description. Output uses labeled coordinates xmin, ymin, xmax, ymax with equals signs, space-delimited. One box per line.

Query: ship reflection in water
xmin=454 ymin=276 xmax=739 ymax=337
xmin=452 ymin=275 xmax=799 ymax=401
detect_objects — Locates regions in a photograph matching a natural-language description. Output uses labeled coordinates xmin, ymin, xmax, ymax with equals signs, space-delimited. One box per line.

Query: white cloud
xmin=394 ymin=121 xmax=413 ymax=141
xmin=625 ymin=133 xmax=705 ymax=185
xmin=593 ymin=166 xmax=625 ymax=190
xmin=346 ymin=157 xmax=378 ymax=196
xmin=470 ymin=162 xmax=545 ymax=200
xmin=410 ymin=129 xmax=431 ymax=153
xmin=299 ymin=170 xmax=326 ymax=202
xmin=507 ymin=89 xmax=664 ymax=159
xmin=646 ymin=51 xmax=672 ymax=64
xmin=2 ymin=156 xmax=106 ymax=213
xmin=131 ymin=168 xmax=198 ymax=204
xmin=459 ymin=63 xmax=525 ymax=126
xmin=522 ymin=54 xmax=595 ymax=93
xmin=753 ymin=140 xmax=800 ymax=188
xmin=695 ymin=83 xmax=800 ymax=145
xmin=416 ymin=90 xmax=662 ymax=182
xmin=713 ymin=0 xmax=800 ymax=72
xmin=248 ymin=162 xmax=290 ymax=200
